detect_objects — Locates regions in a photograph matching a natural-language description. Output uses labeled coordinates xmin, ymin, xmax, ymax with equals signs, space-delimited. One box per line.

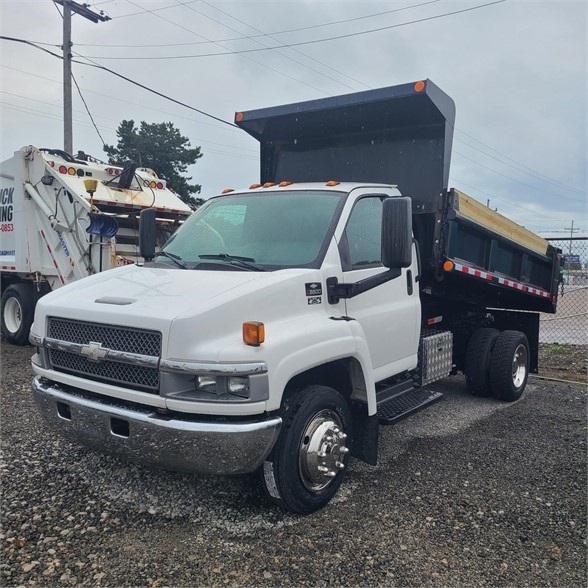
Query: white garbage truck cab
xmin=29 ymin=81 xmax=561 ymax=513
xmin=0 ymin=146 xmax=191 ymax=344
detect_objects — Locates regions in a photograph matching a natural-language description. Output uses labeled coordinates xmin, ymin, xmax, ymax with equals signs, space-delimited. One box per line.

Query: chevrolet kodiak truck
xmin=29 ymin=80 xmax=560 ymax=513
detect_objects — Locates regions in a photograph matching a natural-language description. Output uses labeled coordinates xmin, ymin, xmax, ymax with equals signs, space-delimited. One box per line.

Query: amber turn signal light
xmin=414 ymin=80 xmax=425 ymax=93
xmin=243 ymin=322 xmax=265 ymax=346
xmin=235 ymin=112 xmax=244 ymax=122
xmin=443 ymin=260 xmax=454 ymax=272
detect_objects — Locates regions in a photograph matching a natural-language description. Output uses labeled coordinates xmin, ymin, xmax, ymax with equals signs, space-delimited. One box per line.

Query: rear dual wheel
xmin=466 ymin=328 xmax=530 ymax=402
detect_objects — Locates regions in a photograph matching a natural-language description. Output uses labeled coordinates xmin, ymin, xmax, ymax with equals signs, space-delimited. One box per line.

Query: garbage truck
xmin=0 ymin=146 xmax=192 ymax=344
xmin=29 ymin=80 xmax=561 ymax=513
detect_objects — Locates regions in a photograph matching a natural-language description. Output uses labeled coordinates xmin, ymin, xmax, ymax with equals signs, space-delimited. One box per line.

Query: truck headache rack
xmin=236 ymin=79 xmax=455 ymax=216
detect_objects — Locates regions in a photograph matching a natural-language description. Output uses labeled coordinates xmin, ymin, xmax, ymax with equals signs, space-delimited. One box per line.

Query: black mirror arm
xmin=327 ymin=268 xmax=401 ymax=304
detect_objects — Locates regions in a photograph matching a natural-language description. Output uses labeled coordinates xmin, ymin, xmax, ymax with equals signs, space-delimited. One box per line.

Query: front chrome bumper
xmin=32 ymin=376 xmax=281 ymax=475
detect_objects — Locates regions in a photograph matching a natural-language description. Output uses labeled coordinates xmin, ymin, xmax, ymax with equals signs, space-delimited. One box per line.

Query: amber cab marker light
xmin=443 ymin=260 xmax=454 ymax=272
xmin=279 ymin=181 xmax=293 ymax=187
xmin=326 ymin=180 xmax=340 ymax=186
xmin=235 ymin=112 xmax=244 ymax=122
xmin=222 ymin=188 xmax=234 ymax=193
xmin=249 ymin=183 xmax=262 ymax=189
xmin=243 ymin=322 xmax=265 ymax=346
xmin=414 ymin=80 xmax=425 ymax=93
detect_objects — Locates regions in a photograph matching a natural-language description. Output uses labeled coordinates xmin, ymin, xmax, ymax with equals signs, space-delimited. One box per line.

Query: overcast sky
xmin=1 ymin=0 xmax=586 ymax=235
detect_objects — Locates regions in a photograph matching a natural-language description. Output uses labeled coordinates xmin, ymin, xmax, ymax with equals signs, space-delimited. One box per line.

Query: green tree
xmin=104 ymin=120 xmax=204 ymax=209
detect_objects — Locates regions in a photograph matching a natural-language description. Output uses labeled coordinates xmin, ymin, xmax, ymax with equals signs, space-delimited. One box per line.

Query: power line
xmin=1 ymin=64 xmax=243 ymax=135
xmin=83 ymin=0 xmax=510 ymax=59
xmin=0 ymin=101 xmax=258 ymax=162
xmin=454 ymin=136 xmax=585 ymax=195
xmin=450 ymin=176 xmax=570 ymax=222
xmin=0 ymin=35 xmax=236 ymax=127
xmin=453 ymin=151 xmax=585 ymax=204
xmin=175 ymin=0 xmax=361 ymax=93
xmin=71 ymin=71 xmax=107 ymax=147
xmin=3 ymin=34 xmax=583 ymax=209
xmin=121 ymin=0 xmax=331 ymax=96
xmin=455 ymin=128 xmax=584 ymax=194
xmin=78 ymin=0 xmax=443 ymax=49
xmin=197 ymin=0 xmax=368 ymax=92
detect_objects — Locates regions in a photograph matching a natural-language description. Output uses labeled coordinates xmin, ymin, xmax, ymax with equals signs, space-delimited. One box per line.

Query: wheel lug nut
xmin=340 ymin=446 xmax=349 ymax=454
xmin=325 ymin=471 xmax=336 ymax=478
xmin=336 ymin=461 xmax=345 ymax=469
xmin=338 ymin=432 xmax=347 ymax=440
xmin=333 ymin=427 xmax=340 ymax=434
xmin=318 ymin=465 xmax=328 ymax=472
xmin=317 ymin=451 xmax=326 ymax=458
xmin=325 ymin=436 xmax=333 ymax=442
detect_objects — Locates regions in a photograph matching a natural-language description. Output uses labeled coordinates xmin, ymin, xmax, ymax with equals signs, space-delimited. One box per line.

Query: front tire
xmin=489 ymin=330 xmax=530 ymax=402
xmin=260 ymin=385 xmax=352 ymax=514
xmin=1 ymin=283 xmax=35 ymax=345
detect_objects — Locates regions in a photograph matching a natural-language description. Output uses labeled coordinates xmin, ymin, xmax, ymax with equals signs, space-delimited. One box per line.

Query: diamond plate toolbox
xmin=417 ymin=329 xmax=453 ymax=386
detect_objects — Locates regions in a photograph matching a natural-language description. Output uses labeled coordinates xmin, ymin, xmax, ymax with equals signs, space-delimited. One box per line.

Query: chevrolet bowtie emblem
xmin=80 ymin=341 xmax=108 ymax=363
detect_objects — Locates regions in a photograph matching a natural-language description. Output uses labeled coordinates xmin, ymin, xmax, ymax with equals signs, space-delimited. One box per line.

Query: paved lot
xmin=540 ymin=286 xmax=587 ymax=345
xmin=1 ymin=343 xmax=586 ymax=587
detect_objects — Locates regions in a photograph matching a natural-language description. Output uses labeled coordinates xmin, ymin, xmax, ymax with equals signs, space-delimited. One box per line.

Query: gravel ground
xmin=1 ymin=342 xmax=586 ymax=587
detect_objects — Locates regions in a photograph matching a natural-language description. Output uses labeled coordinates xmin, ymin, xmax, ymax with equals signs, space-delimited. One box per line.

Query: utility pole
xmin=54 ymin=0 xmax=110 ymax=155
xmin=564 ymin=220 xmax=579 ymax=255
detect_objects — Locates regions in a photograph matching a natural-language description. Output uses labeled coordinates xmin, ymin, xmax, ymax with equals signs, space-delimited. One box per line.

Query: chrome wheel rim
xmin=512 ymin=344 xmax=528 ymax=389
xmin=4 ymin=297 xmax=22 ymax=334
xmin=298 ymin=409 xmax=349 ymax=492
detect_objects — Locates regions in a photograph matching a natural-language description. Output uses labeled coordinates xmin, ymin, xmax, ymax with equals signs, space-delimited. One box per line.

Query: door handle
xmin=406 ymin=270 xmax=413 ymax=295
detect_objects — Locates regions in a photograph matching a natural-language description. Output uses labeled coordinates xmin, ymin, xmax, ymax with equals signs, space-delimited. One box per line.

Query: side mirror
xmin=382 ymin=197 xmax=412 ymax=269
xmin=139 ymin=208 xmax=157 ymax=261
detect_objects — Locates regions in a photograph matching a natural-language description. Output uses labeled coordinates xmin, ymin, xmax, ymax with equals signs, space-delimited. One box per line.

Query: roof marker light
xmin=262 ymin=182 xmax=276 ymax=188
xmin=326 ymin=181 xmax=340 ymax=186
xmin=222 ymin=188 xmax=234 ymax=193
xmin=235 ymin=112 xmax=244 ymax=122
xmin=415 ymin=80 xmax=425 ymax=93
xmin=249 ymin=183 xmax=262 ymax=189
xmin=279 ymin=181 xmax=293 ymax=187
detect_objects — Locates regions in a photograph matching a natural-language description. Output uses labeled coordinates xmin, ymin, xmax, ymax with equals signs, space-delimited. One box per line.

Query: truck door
xmin=338 ymin=193 xmax=420 ymax=380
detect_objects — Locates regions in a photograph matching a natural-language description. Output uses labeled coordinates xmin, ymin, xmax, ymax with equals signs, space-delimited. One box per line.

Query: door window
xmin=343 ymin=196 xmax=384 ymax=269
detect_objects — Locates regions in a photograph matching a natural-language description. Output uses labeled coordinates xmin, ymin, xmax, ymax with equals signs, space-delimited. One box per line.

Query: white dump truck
xmin=0 ymin=146 xmax=191 ymax=344
xmin=29 ymin=82 xmax=561 ymax=513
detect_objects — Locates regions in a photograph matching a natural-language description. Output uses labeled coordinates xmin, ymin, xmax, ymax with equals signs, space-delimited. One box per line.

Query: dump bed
xmin=235 ymin=80 xmax=560 ymax=313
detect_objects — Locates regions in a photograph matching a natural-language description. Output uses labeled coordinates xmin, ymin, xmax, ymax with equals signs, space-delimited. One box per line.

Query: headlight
xmin=227 ymin=377 xmax=249 ymax=398
xmin=195 ymin=375 xmax=217 ymax=394
xmin=195 ymin=375 xmax=250 ymax=399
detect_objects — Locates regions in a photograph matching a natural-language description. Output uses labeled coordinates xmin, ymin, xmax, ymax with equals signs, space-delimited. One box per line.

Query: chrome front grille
xmin=47 ymin=318 xmax=161 ymax=392
xmin=48 ymin=318 xmax=161 ymax=356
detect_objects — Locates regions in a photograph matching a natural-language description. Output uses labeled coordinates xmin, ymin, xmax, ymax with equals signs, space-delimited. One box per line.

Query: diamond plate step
xmin=377 ymin=388 xmax=443 ymax=425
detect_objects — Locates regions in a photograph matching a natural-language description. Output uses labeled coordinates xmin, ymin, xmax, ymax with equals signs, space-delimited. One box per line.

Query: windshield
xmin=159 ymin=190 xmax=344 ymax=269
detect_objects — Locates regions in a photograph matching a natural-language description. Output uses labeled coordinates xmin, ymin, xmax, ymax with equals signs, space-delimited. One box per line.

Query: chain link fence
xmin=539 ymin=237 xmax=587 ymax=379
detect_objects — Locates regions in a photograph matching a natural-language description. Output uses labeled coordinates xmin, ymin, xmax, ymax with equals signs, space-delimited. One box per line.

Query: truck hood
xmin=33 ymin=263 xmax=330 ymax=358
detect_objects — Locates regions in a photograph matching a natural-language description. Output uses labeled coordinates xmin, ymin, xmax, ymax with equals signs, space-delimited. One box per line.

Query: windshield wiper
xmin=199 ymin=253 xmax=266 ymax=272
xmin=154 ymin=250 xmax=188 ymax=269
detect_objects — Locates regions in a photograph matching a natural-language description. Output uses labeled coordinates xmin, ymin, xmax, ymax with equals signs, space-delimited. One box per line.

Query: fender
xmin=267 ymin=316 xmax=377 ymax=413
